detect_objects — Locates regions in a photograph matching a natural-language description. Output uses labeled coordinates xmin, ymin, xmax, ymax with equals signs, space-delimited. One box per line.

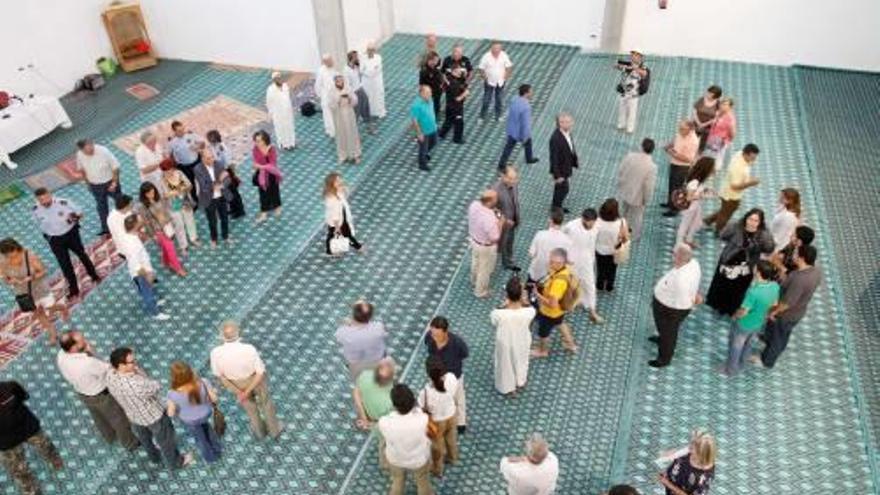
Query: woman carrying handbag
xmin=323 ymin=172 xmax=365 ymax=256
xmin=595 ymin=198 xmax=629 ymax=292
xmin=417 ymin=356 xmax=460 ymax=478
xmin=137 ymin=182 xmax=187 ymax=276
xmin=0 ymin=238 xmax=69 ymax=345
xmin=166 ymin=361 xmax=223 ymax=463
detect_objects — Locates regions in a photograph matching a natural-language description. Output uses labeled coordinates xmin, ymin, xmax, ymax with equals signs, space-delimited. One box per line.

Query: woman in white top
xmin=676 ymin=157 xmax=716 ymax=248
xmin=323 ymin=172 xmax=364 ymax=255
xmin=492 ymin=277 xmax=536 ymax=396
xmin=594 ymin=198 xmax=629 ymax=292
xmin=769 ymin=188 xmax=800 ymax=253
xmin=418 ymin=356 xmax=460 ymax=477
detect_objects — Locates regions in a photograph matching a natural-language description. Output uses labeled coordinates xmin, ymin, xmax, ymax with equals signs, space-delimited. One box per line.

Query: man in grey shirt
xmin=493 ymin=165 xmax=521 ymax=272
xmin=755 ymin=244 xmax=822 ymax=368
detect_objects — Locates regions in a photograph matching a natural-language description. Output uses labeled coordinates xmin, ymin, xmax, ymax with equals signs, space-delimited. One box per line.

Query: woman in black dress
xmin=251 ymin=130 xmax=283 ymax=224
xmin=705 ymin=208 xmax=775 ymax=316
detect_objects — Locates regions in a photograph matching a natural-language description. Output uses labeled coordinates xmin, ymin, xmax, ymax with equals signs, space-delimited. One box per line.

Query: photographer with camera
xmin=615 ymin=50 xmax=650 ymax=134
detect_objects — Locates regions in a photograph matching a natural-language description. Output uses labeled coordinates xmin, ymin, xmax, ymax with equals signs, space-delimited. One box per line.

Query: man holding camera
xmin=615 ymin=50 xmax=650 ymax=134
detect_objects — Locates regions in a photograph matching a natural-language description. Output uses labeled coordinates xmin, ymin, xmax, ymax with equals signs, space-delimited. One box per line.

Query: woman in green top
xmin=721 ymin=260 xmax=779 ymax=376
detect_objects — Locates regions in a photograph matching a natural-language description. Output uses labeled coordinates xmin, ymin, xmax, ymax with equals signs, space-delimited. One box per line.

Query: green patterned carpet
xmin=0 ymin=34 xmax=877 ymax=495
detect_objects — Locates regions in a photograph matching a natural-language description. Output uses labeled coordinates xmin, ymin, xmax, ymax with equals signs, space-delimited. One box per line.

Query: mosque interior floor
xmin=0 ymin=34 xmax=877 ymax=494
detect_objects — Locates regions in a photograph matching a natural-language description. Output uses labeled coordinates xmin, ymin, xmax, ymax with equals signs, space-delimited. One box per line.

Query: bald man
xmin=649 ymin=244 xmax=703 ymax=368
xmin=467 ymin=190 xmax=505 ymax=297
xmin=410 ymin=85 xmax=438 ymax=171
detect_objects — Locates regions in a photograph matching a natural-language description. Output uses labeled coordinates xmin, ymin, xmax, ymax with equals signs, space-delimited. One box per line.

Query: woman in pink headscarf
xmin=251 ymin=129 xmax=283 ymax=223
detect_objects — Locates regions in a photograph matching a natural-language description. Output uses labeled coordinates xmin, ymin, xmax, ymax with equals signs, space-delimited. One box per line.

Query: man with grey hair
xmin=353 ymin=356 xmax=396 ymax=470
xmin=315 ymin=54 xmax=339 ymax=137
xmin=532 ymin=248 xmax=577 ymax=357
xmin=493 ymin=165 xmax=521 ymax=271
xmin=649 ymin=243 xmax=703 ymax=368
xmin=549 ymin=112 xmax=578 ymax=212
xmin=210 ymin=320 xmax=283 ymax=439
xmin=134 ymin=130 xmax=165 ymax=191
xmin=75 ymin=138 xmax=122 ymax=236
xmin=467 ymin=189 xmax=504 ymax=297
xmin=499 ymin=433 xmax=559 ymax=494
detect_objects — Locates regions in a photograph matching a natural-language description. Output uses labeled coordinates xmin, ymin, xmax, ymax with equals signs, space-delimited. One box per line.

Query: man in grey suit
xmin=493 ymin=165 xmax=521 ymax=272
xmin=616 ymin=138 xmax=657 ymax=241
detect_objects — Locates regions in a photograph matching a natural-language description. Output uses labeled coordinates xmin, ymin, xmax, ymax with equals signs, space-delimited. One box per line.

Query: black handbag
xmin=15 ymin=253 xmax=36 ymax=313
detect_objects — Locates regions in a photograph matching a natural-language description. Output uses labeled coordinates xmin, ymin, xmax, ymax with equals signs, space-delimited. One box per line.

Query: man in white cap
xmin=614 ymin=49 xmax=650 ymax=134
xmin=265 ymin=71 xmax=296 ymax=150
xmin=315 ymin=54 xmax=339 ymax=137
xmin=360 ymin=41 xmax=386 ymax=119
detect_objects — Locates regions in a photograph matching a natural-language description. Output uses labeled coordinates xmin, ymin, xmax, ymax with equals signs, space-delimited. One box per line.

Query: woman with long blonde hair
xmin=658 ymin=429 xmax=716 ymax=494
xmin=769 ymin=188 xmax=801 ymax=253
xmin=323 ymin=172 xmax=364 ymax=256
xmin=166 ymin=361 xmax=222 ymax=463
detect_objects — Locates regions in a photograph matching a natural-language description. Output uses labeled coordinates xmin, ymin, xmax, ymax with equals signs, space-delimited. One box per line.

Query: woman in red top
xmin=705 ymin=97 xmax=736 ymax=173
xmin=251 ymin=130 xmax=283 ymax=224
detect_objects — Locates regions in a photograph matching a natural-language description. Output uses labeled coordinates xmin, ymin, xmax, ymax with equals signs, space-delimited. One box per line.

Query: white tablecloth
xmin=0 ymin=96 xmax=73 ymax=153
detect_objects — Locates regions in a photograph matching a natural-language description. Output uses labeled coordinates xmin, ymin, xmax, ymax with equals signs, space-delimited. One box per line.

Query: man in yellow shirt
xmin=704 ymin=143 xmax=760 ymax=234
xmin=532 ymin=248 xmax=577 ymax=357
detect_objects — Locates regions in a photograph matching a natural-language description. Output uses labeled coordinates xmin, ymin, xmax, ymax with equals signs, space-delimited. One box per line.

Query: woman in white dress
xmin=769 ymin=188 xmax=801 ymax=253
xmin=676 ymin=156 xmax=716 ymax=248
xmin=491 ymin=277 xmax=536 ymax=396
xmin=323 ymin=172 xmax=364 ymax=256
xmin=360 ymin=41 xmax=386 ymax=118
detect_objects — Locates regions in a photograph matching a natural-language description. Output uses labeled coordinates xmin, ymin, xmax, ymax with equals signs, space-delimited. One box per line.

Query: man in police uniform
xmin=31 ymin=188 xmax=101 ymax=299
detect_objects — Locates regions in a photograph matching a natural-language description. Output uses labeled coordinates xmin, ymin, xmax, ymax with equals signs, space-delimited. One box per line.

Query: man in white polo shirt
xmin=378 ymin=384 xmax=433 ymax=495
xmin=75 ymin=138 xmax=122 ymax=237
xmin=648 ymin=243 xmax=703 ymax=368
xmin=499 ymin=433 xmax=559 ymax=495
xmin=478 ymin=42 xmax=513 ymax=122
xmin=57 ymin=330 xmax=139 ymax=450
xmin=210 ymin=320 xmax=283 ymax=440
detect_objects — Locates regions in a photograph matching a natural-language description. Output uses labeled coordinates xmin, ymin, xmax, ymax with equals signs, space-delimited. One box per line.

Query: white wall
xmin=140 ymin=0 xmax=321 ymax=71
xmin=619 ymin=0 xmax=880 ymax=71
xmin=0 ymin=0 xmax=114 ymax=97
xmin=342 ymin=0 xmax=383 ymax=52
xmin=393 ymin=0 xmax=608 ymax=50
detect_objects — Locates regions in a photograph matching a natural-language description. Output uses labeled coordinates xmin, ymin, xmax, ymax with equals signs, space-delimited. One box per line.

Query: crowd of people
xmin=0 ymin=34 xmax=826 ymax=495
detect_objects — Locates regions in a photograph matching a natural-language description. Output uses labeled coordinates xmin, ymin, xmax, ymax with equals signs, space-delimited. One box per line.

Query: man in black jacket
xmin=549 ymin=112 xmax=578 ymax=213
xmin=0 ymin=381 xmax=64 ymax=494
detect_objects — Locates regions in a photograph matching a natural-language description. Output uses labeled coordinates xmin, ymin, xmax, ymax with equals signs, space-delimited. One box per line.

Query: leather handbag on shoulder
xmin=15 ymin=254 xmax=36 ymax=313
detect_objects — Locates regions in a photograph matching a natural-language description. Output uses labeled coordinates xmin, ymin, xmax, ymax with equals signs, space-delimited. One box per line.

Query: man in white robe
xmin=315 ymin=54 xmax=338 ymax=137
xmin=265 ymin=72 xmax=296 ymax=150
xmin=360 ymin=41 xmax=386 ymax=118
xmin=562 ymin=208 xmax=603 ymax=324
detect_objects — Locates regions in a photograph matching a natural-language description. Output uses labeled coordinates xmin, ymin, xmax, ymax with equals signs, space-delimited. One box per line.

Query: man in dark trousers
xmin=549 ymin=112 xmax=578 ymax=213
xmin=498 ymin=84 xmax=539 ymax=170
xmin=424 ymin=316 xmax=469 ymax=434
xmin=0 ymin=380 xmax=64 ymax=495
xmin=493 ymin=165 xmax=521 ymax=271
xmin=31 ymin=188 xmax=101 ymax=299
xmin=438 ymin=65 xmax=470 ymax=144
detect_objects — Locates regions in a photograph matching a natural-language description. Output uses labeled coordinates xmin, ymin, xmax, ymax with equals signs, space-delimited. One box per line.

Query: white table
xmin=0 ymin=96 xmax=73 ymax=169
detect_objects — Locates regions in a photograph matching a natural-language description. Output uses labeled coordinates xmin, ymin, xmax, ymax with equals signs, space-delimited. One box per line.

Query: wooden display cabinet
xmin=102 ymin=2 xmax=157 ymax=72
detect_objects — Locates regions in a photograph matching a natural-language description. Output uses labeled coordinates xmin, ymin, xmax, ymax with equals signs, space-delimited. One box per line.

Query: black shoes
xmin=504 ymin=265 xmax=522 ymax=272
xmin=662 ymin=210 xmax=678 ymax=217
xmin=648 ymin=360 xmax=668 ymax=368
xmin=648 ymin=336 xmax=659 ymax=344
xmin=526 ymin=158 xmax=540 ymax=164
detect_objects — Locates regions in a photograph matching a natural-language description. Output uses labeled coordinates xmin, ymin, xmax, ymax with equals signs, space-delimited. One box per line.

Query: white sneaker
xmin=157 ymin=299 xmax=166 ymax=307
xmin=154 ymin=313 xmax=171 ymax=321
xmin=181 ymin=452 xmax=195 ymax=467
xmin=5 ymin=161 xmax=18 ymax=170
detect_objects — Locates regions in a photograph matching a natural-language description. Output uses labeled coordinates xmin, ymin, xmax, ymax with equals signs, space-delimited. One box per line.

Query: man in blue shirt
xmin=410 ymin=85 xmax=438 ymax=171
xmin=31 ymin=188 xmax=100 ymax=299
xmin=498 ymin=84 xmax=539 ymax=170
xmin=424 ymin=316 xmax=469 ymax=434
xmin=168 ymin=120 xmax=203 ymax=205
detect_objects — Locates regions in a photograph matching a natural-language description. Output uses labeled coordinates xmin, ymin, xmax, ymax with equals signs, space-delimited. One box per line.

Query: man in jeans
xmin=74 ymin=139 xmax=122 ymax=236
xmin=378 ymin=384 xmax=433 ymax=495
xmin=117 ymin=215 xmax=170 ymax=321
xmin=0 ymin=380 xmax=64 ymax=495
xmin=410 ymin=85 xmax=438 ymax=172
xmin=704 ymin=143 xmax=760 ymax=234
xmin=753 ymin=245 xmax=822 ymax=369
xmin=497 ymin=84 xmax=539 ymax=169
xmin=478 ymin=42 xmax=513 ymax=121
xmin=107 ymin=348 xmax=192 ymax=469
xmin=57 ymin=331 xmax=139 ymax=450
xmin=210 ymin=320 xmax=283 ymax=440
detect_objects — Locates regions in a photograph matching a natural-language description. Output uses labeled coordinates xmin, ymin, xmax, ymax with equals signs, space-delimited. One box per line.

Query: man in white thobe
xmin=315 ymin=54 xmax=338 ymax=137
xmin=265 ymin=72 xmax=296 ymax=150
xmin=361 ymin=41 xmax=386 ymax=118
xmin=563 ymin=208 xmax=603 ymax=323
